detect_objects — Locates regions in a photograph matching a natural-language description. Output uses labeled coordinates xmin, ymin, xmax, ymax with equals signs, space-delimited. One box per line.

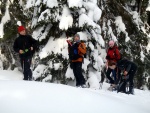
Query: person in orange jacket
xmin=67 ymin=34 xmax=86 ymax=88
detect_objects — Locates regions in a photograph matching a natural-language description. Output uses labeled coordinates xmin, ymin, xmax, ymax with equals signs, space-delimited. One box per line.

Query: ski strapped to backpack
xmin=66 ymin=40 xmax=72 ymax=46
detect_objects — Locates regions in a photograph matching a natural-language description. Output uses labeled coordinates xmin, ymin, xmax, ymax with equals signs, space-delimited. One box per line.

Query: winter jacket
xmin=117 ymin=59 xmax=137 ymax=74
xmin=13 ymin=35 xmax=38 ymax=58
xmin=106 ymin=46 xmax=121 ymax=62
xmin=69 ymin=42 xmax=86 ymax=62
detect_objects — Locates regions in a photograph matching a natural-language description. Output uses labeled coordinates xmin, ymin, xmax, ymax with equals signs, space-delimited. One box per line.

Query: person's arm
xmin=29 ymin=35 xmax=38 ymax=50
xmin=78 ymin=43 xmax=86 ymax=54
xmin=13 ymin=39 xmax=19 ymax=53
xmin=123 ymin=61 xmax=131 ymax=75
xmin=125 ymin=64 xmax=131 ymax=73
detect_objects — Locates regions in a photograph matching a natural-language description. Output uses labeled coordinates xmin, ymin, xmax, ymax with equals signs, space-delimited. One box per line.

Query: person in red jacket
xmin=106 ymin=40 xmax=121 ymax=86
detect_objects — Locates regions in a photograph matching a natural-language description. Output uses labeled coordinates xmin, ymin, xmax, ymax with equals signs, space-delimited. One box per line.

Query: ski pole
xmin=22 ymin=60 xmax=24 ymax=80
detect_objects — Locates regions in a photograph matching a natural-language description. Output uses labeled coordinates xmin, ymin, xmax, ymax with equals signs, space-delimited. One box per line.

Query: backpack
xmin=117 ymin=75 xmax=130 ymax=93
xmin=117 ymin=79 xmax=127 ymax=93
xmin=114 ymin=47 xmax=122 ymax=60
xmin=69 ymin=42 xmax=86 ymax=60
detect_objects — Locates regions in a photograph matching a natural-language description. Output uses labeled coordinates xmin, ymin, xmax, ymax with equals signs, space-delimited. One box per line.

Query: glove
xmin=122 ymin=75 xmax=129 ymax=80
xmin=74 ymin=49 xmax=78 ymax=54
xmin=25 ymin=49 xmax=29 ymax=52
xmin=106 ymin=56 xmax=110 ymax=60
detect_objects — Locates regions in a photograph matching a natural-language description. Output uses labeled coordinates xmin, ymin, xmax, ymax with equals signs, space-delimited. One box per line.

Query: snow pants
xmin=128 ymin=64 xmax=137 ymax=88
xmin=106 ymin=68 xmax=120 ymax=84
xmin=20 ymin=56 xmax=32 ymax=80
xmin=72 ymin=62 xmax=85 ymax=86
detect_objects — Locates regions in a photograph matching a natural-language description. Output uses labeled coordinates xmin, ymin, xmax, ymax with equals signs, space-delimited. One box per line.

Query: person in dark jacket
xmin=13 ymin=26 xmax=38 ymax=80
xmin=109 ymin=59 xmax=137 ymax=94
xmin=66 ymin=37 xmax=74 ymax=69
xmin=106 ymin=40 xmax=121 ymax=86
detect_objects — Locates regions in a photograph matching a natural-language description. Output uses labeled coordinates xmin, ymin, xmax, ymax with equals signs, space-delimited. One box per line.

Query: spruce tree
xmin=0 ymin=0 xmax=150 ymax=89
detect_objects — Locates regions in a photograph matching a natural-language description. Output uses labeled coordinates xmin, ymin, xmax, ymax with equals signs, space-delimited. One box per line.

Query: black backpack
xmin=69 ymin=43 xmax=82 ymax=60
xmin=69 ymin=42 xmax=86 ymax=60
xmin=112 ymin=46 xmax=122 ymax=61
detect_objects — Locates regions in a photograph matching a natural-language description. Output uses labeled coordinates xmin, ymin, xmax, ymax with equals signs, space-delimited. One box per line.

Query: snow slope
xmin=0 ymin=70 xmax=23 ymax=80
xmin=0 ymin=71 xmax=150 ymax=113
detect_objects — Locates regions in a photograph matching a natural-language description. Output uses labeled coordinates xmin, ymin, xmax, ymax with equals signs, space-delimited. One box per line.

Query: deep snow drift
xmin=0 ymin=71 xmax=150 ymax=113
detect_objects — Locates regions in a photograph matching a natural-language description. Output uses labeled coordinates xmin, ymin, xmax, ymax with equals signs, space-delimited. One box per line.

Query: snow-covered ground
xmin=0 ymin=70 xmax=150 ymax=113
xmin=0 ymin=70 xmax=23 ymax=80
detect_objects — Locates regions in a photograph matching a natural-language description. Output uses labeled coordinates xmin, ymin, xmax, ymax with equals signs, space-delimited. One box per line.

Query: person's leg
xmin=129 ymin=74 xmax=134 ymax=88
xmin=27 ymin=57 xmax=32 ymax=80
xmin=72 ymin=62 xmax=80 ymax=86
xmin=112 ymin=69 xmax=117 ymax=84
xmin=128 ymin=66 xmax=137 ymax=94
xmin=23 ymin=57 xmax=32 ymax=81
xmin=128 ymin=74 xmax=134 ymax=94
xmin=20 ymin=58 xmax=27 ymax=80
xmin=75 ymin=62 xmax=85 ymax=86
xmin=106 ymin=68 xmax=114 ymax=84
xmin=116 ymin=68 xmax=121 ymax=84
